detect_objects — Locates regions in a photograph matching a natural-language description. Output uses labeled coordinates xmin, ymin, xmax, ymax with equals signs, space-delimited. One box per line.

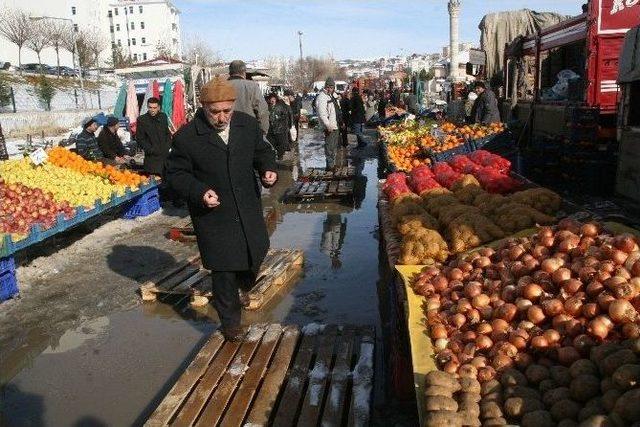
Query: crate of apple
xmin=0 ymin=180 xmax=75 ymax=238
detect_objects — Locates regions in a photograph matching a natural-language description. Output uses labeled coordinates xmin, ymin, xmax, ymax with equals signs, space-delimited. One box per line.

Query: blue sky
xmin=174 ymin=0 xmax=584 ymax=60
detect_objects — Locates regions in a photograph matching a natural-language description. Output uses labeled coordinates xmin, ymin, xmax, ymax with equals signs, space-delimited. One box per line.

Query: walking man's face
xmin=203 ymin=101 xmax=234 ymax=130
xmin=148 ymin=102 xmax=161 ymax=116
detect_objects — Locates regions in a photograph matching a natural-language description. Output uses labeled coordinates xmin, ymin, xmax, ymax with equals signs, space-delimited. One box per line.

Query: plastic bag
xmin=289 ymin=126 xmax=297 ymax=142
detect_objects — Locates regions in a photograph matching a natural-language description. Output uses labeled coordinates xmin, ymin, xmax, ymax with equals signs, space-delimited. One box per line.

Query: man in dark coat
xmin=339 ymin=90 xmax=351 ymax=147
xmin=266 ymin=93 xmax=290 ymax=160
xmin=75 ymin=117 xmax=103 ymax=161
xmin=165 ymin=77 xmax=277 ymax=341
xmin=289 ymin=92 xmax=302 ymax=142
xmin=350 ymin=87 xmax=367 ymax=148
xmin=136 ymin=97 xmax=172 ymax=175
xmin=97 ymin=116 xmax=128 ymax=165
xmin=473 ymin=81 xmax=501 ymax=125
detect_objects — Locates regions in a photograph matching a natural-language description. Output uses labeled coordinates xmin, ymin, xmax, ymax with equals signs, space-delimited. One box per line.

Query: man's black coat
xmin=136 ymin=111 xmax=172 ymax=175
xmin=165 ymin=109 xmax=277 ymax=273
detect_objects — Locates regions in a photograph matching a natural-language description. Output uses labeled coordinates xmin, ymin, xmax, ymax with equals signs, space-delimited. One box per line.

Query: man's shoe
xmin=221 ymin=326 xmax=244 ymax=342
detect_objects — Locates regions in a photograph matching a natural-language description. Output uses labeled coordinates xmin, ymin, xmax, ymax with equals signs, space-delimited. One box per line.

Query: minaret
xmin=448 ymin=0 xmax=461 ymax=81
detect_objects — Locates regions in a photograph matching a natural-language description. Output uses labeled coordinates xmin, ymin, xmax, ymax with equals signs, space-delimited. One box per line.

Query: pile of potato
xmin=424 ymin=339 xmax=640 ymax=426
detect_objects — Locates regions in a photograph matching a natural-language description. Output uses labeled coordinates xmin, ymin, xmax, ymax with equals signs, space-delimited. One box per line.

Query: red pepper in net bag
xmin=383 ymin=172 xmax=413 ymax=201
xmin=432 ymin=162 xmax=462 ymax=189
xmin=448 ymin=155 xmax=482 ymax=174
xmin=411 ymin=175 xmax=442 ymax=194
xmin=468 ymin=150 xmax=511 ymax=173
xmin=473 ymin=167 xmax=521 ymax=194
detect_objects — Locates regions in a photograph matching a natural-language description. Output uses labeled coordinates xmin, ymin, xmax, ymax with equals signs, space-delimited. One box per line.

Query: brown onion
xmin=614 ymin=234 xmax=638 ymax=253
xmin=522 ymin=283 xmax=544 ymax=301
xmin=444 ymin=360 xmax=459 ymax=374
xmin=543 ymin=329 xmax=561 ymax=344
xmin=509 ymin=334 xmax=527 ymax=350
xmin=564 ymin=297 xmax=583 ymax=317
xmin=588 ymin=317 xmax=611 ymax=340
xmin=598 ymin=291 xmax=616 ymax=311
xmin=558 ymin=235 xmax=581 ymax=253
xmin=494 ymin=304 xmax=517 ymax=322
xmin=516 ymin=298 xmax=533 ymax=313
xmin=491 ymin=319 xmax=510 ymax=333
xmin=432 ymin=275 xmax=449 ymax=292
xmin=552 ymin=268 xmax=572 ymax=284
xmin=622 ymin=323 xmax=640 ymax=339
xmin=492 ymin=354 xmax=513 ymax=371
xmin=541 ymin=257 xmax=563 ymax=273
xmin=475 ymin=335 xmax=493 ymax=350
xmin=541 ymin=298 xmax=564 ymax=317
xmin=514 ymin=352 xmax=533 ymax=369
xmin=448 ymin=268 xmax=464 ymax=281
xmin=528 ymin=305 xmax=545 ymax=324
xmin=609 ymin=299 xmax=637 ymax=323
xmin=531 ymin=335 xmax=549 ymax=349
xmin=501 ymin=285 xmax=517 ymax=302
xmin=476 ymin=322 xmax=492 ymax=335
xmin=552 ymin=313 xmax=573 ymax=329
xmin=431 ymin=324 xmax=448 ymax=339
xmin=472 ymin=294 xmax=490 ymax=309
xmin=477 ymin=366 xmax=496 ymax=382
xmin=586 ymin=281 xmax=605 ymax=298
xmin=581 ymin=222 xmax=599 ymax=237
xmin=466 ymin=309 xmax=481 ymax=324
xmin=451 ymin=313 xmax=466 ymax=328
xmin=464 ymin=282 xmax=482 ymax=298
xmin=582 ymin=303 xmax=600 ymax=319
xmin=470 ymin=356 xmax=487 ymax=368
xmin=562 ymin=279 xmax=583 ymax=294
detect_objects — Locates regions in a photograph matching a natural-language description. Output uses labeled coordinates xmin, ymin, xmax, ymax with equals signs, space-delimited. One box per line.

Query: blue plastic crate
xmin=1 ymin=256 xmax=15 ymax=274
xmin=122 ymin=187 xmax=161 ymax=219
xmin=0 ymin=268 xmax=18 ymax=302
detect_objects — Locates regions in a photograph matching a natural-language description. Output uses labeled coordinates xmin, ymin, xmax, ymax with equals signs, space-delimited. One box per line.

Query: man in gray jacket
xmin=315 ymin=77 xmax=342 ymax=170
xmin=228 ymin=60 xmax=270 ymax=134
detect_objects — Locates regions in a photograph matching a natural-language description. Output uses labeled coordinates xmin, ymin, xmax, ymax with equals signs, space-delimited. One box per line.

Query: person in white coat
xmin=315 ymin=77 xmax=342 ymax=170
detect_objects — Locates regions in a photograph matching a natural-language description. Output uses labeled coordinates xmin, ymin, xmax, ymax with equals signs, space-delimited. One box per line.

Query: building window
xmin=129 ymin=6 xmax=133 ymax=14
xmin=116 ymin=24 xmax=120 ymax=31
xmin=117 ymin=39 xmax=121 ymax=46
xmin=71 ymin=6 xmax=76 ymax=15
xmin=110 ymin=25 xmax=114 ymax=33
xmin=108 ymin=10 xmax=112 ymax=18
xmin=172 ymin=23 xmax=177 ymax=30
xmin=133 ymin=53 xmax=138 ymax=61
xmin=143 ymin=53 xmax=147 ymax=60
xmin=130 ymin=22 xmax=135 ymax=30
xmin=127 ymin=39 xmax=130 ymax=46
xmin=73 ymin=24 xmax=78 ymax=32
xmin=132 ymin=38 xmax=136 ymax=46
xmin=140 ymin=21 xmax=145 ymax=29
xmin=139 ymin=5 xmax=143 ymax=13
xmin=114 ymin=8 xmax=118 ymax=16
xmin=141 ymin=37 xmax=146 ymax=44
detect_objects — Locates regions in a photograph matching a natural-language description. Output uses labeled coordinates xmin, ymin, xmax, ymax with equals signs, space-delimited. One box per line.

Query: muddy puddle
xmin=0 ymin=130 xmax=417 ymax=426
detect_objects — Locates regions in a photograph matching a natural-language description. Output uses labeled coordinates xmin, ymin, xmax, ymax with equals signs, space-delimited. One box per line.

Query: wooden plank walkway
xmin=301 ymin=166 xmax=357 ymax=181
xmin=283 ymin=179 xmax=354 ymax=203
xmin=145 ymin=324 xmax=375 ymax=427
xmin=139 ymin=248 xmax=304 ymax=310
xmin=169 ymin=207 xmax=277 ymax=242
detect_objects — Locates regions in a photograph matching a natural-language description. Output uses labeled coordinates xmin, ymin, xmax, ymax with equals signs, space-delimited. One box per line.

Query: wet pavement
xmin=0 ymin=129 xmax=418 ymax=426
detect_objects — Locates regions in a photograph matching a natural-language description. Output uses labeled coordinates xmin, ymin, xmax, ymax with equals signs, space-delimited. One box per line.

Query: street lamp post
xmin=30 ymin=15 xmax=86 ymax=109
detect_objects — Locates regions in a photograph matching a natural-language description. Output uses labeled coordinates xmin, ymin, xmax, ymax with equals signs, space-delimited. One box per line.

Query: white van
xmin=312 ymin=80 xmax=348 ymax=94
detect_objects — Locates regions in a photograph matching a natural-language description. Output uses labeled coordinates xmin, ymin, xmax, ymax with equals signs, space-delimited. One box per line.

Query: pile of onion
xmin=412 ymin=219 xmax=640 ymax=382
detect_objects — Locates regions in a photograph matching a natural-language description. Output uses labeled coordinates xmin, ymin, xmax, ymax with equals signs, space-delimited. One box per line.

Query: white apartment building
xmin=0 ymin=0 xmax=181 ymax=68
xmin=108 ymin=0 xmax=182 ymax=64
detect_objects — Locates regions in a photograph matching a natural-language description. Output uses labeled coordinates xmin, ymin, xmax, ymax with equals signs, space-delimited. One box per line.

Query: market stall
xmin=0 ymin=147 xmax=159 ymax=301
xmin=377 ymin=127 xmax=640 ymax=425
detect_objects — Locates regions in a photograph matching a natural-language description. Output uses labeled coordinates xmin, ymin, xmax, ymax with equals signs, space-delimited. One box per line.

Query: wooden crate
xmin=139 ymin=248 xmax=304 ymax=310
xmin=301 ymin=166 xmax=357 ymax=181
xmin=169 ymin=207 xmax=277 ymax=242
xmin=284 ymin=179 xmax=354 ymax=203
xmin=145 ymin=323 xmax=375 ymax=427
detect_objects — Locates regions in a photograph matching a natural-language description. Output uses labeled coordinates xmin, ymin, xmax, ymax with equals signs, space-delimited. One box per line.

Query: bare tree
xmin=61 ymin=29 xmax=78 ymax=72
xmin=26 ymin=21 xmax=50 ymax=69
xmin=75 ymin=29 xmax=97 ymax=69
xmin=183 ymin=35 xmax=219 ymax=66
xmin=155 ymin=39 xmax=174 ymax=59
xmin=109 ymin=45 xmax=134 ymax=69
xmin=0 ymin=9 xmax=32 ymax=71
xmin=289 ymin=56 xmax=347 ymax=91
xmin=47 ymin=20 xmax=70 ymax=77
xmin=86 ymin=28 xmax=107 ymax=71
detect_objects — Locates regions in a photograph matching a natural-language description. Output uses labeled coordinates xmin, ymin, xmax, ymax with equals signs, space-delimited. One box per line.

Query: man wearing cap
xmin=165 ymin=77 xmax=278 ymax=341
xmin=76 ymin=117 xmax=103 ymax=161
xmin=315 ymin=77 xmax=343 ymax=170
xmin=227 ymin=60 xmax=270 ymax=135
xmin=97 ymin=116 xmax=128 ymax=165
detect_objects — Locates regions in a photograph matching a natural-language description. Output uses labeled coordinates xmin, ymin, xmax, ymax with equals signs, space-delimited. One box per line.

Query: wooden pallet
xmin=169 ymin=207 xmax=277 ymax=242
xmin=139 ymin=248 xmax=304 ymax=310
xmin=284 ymin=179 xmax=354 ymax=203
xmin=145 ymin=323 xmax=375 ymax=427
xmin=301 ymin=166 xmax=357 ymax=181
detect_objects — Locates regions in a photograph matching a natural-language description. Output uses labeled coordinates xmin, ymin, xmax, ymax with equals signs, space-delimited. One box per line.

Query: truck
xmin=616 ymin=24 xmax=640 ymax=203
xmin=501 ymin=0 xmax=640 ymax=194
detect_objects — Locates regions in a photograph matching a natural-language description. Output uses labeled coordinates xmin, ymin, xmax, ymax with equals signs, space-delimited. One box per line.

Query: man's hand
xmin=202 ymin=189 xmax=220 ymax=208
xmin=261 ymin=171 xmax=277 ymax=187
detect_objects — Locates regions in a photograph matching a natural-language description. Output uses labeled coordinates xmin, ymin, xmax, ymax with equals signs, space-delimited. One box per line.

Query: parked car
xmin=19 ymin=63 xmax=52 ymax=74
xmin=0 ymin=60 xmax=10 ymax=70
xmin=50 ymin=66 xmax=79 ymax=77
